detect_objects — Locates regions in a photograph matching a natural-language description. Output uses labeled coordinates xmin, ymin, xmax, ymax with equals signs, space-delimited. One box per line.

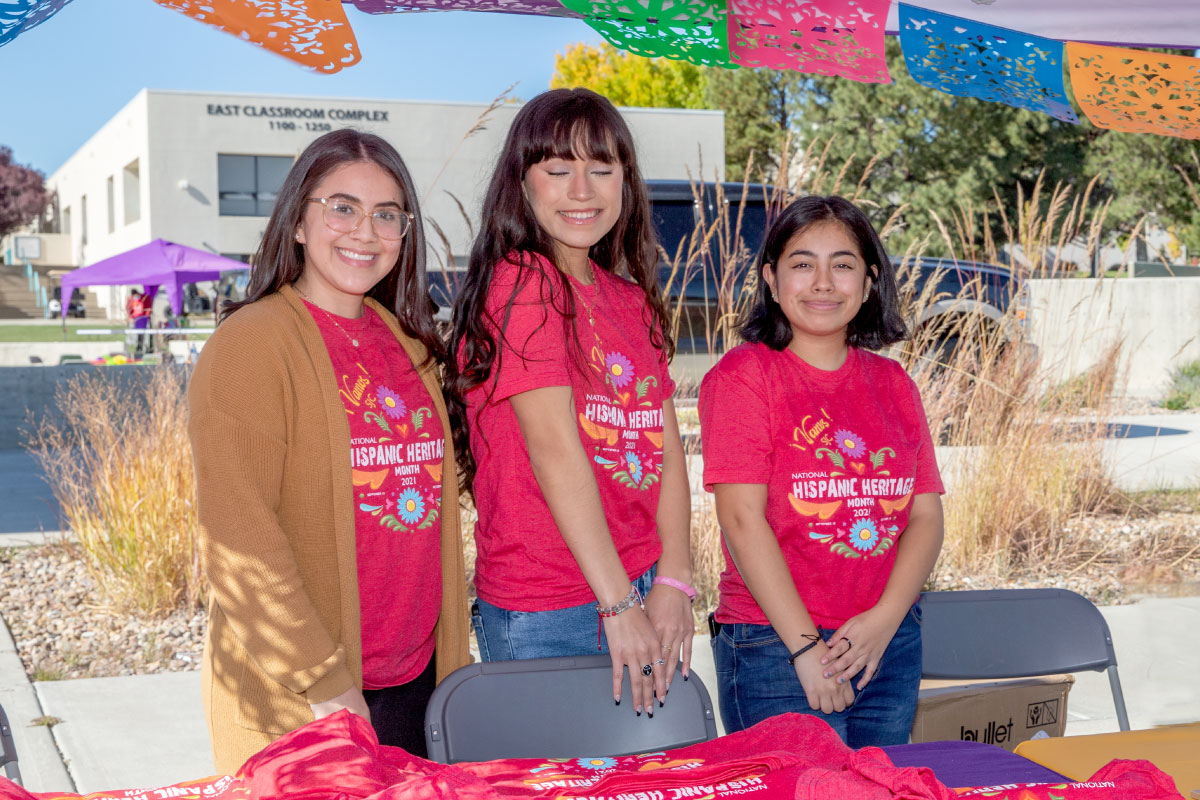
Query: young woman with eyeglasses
xmin=699 ymin=196 xmax=944 ymax=747
xmin=188 ymin=129 xmax=469 ymax=771
xmin=446 ymin=88 xmax=694 ymax=717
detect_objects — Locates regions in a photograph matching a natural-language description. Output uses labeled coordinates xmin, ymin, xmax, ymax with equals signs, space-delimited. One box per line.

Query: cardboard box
xmin=910 ymin=674 xmax=1074 ymax=751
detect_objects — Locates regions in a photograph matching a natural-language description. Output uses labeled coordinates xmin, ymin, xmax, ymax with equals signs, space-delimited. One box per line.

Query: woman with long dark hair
xmin=699 ymin=196 xmax=944 ymax=747
xmin=188 ymin=129 xmax=469 ymax=771
xmin=446 ymin=88 xmax=694 ymax=715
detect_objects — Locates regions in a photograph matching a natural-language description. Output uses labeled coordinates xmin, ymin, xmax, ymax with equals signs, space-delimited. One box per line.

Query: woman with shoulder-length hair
xmin=188 ymin=128 xmax=469 ymax=772
xmin=699 ymin=195 xmax=944 ymax=747
xmin=445 ymin=88 xmax=694 ymax=716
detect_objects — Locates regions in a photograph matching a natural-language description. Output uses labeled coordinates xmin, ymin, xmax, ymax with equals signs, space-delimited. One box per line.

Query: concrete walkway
xmin=2 ymin=597 xmax=1198 ymax=793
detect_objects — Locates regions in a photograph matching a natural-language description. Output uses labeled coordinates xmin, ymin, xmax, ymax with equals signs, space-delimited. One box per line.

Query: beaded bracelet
xmin=597 ymin=585 xmax=643 ymax=618
xmin=652 ymin=575 xmax=697 ymax=602
xmin=787 ymin=634 xmax=822 ymax=665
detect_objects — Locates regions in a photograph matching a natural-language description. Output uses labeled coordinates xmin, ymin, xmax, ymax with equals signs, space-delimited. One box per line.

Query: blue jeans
xmin=473 ymin=567 xmax=656 ymax=660
xmin=712 ymin=604 xmax=923 ymax=748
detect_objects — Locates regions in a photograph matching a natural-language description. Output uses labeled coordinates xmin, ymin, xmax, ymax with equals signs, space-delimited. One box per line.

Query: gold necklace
xmin=294 ymin=285 xmax=361 ymax=348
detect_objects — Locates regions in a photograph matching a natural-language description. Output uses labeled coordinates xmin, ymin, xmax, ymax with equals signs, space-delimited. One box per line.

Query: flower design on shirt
xmin=576 ymin=756 xmax=617 ymax=770
xmin=397 ymin=488 xmax=425 ymax=525
xmin=377 ymin=386 xmax=407 ymax=420
xmin=623 ymin=451 xmax=644 ymax=483
xmin=848 ymin=518 xmax=880 ymax=552
xmin=605 ymin=351 xmax=635 ymax=389
xmin=833 ymin=429 xmax=866 ymax=459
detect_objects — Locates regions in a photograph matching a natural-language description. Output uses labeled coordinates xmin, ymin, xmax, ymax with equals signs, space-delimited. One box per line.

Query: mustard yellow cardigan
xmin=187 ymin=286 xmax=470 ymax=774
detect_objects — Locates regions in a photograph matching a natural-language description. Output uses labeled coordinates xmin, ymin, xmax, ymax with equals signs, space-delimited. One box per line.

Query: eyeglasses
xmin=307 ymin=197 xmax=414 ymax=240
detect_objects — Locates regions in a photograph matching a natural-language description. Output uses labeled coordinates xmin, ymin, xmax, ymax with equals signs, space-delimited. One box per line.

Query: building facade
xmin=42 ymin=89 xmax=725 ymax=318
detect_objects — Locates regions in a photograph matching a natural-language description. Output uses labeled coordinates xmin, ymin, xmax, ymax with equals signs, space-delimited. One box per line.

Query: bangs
xmin=525 ymin=112 xmax=622 ymax=167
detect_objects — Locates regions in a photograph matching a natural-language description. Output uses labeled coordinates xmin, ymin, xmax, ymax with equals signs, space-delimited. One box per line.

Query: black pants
xmin=362 ymin=654 xmax=436 ymax=758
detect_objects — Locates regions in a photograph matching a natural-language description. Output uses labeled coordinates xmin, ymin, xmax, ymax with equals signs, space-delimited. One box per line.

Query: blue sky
xmin=0 ymin=0 xmax=602 ymax=175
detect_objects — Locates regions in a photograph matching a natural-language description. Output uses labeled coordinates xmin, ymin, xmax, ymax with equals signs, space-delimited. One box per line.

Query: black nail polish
xmin=658 ymin=700 xmax=664 ymax=707
xmin=615 ymin=699 xmax=620 ymax=706
xmin=636 ymin=710 xmax=642 ymax=717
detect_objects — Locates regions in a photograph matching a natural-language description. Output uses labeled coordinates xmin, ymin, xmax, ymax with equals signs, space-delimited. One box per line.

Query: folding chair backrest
xmin=920 ymin=589 xmax=1129 ymax=730
xmin=425 ymin=655 xmax=718 ymax=764
xmin=0 ymin=701 xmax=21 ymax=786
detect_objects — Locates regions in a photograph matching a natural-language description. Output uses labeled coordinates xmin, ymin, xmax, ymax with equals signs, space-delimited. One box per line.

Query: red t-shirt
xmin=699 ymin=343 xmax=944 ymax=629
xmin=305 ymin=301 xmax=444 ymax=689
xmin=465 ymin=253 xmax=675 ymax=611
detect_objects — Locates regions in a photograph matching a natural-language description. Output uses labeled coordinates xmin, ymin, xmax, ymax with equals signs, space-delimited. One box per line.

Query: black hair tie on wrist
xmin=787 ymin=633 xmax=823 ymax=665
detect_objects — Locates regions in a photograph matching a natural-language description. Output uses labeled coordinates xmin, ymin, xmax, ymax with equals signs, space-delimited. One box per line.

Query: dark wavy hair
xmin=446 ymin=88 xmax=672 ymax=492
xmin=740 ymin=195 xmax=907 ymax=351
xmin=220 ymin=128 xmax=442 ymax=362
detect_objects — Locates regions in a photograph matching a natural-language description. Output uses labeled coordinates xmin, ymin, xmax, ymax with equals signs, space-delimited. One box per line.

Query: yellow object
xmin=1015 ymin=723 xmax=1200 ymax=799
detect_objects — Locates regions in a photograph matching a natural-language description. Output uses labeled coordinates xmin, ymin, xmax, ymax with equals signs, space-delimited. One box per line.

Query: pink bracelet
xmin=653 ymin=576 xmax=696 ymax=602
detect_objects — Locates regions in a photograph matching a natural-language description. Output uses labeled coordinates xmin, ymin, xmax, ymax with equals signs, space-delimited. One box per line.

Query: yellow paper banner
xmin=152 ymin=0 xmax=361 ymax=74
xmin=1067 ymin=42 xmax=1200 ymax=140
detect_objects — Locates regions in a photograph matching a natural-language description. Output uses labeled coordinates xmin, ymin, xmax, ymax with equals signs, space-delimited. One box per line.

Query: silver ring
xmin=655 ymin=658 xmax=666 ymax=666
xmin=641 ymin=664 xmax=653 ymax=676
xmin=842 ymin=637 xmax=852 ymax=650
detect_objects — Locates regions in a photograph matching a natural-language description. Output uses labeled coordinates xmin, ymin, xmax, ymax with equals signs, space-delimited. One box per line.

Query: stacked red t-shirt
xmin=305 ymin=301 xmax=444 ymax=689
xmin=699 ymin=343 xmax=944 ymax=629
xmin=465 ymin=253 xmax=675 ymax=611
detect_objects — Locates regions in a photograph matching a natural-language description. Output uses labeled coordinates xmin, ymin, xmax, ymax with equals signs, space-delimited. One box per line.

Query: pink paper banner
xmin=727 ymin=0 xmax=892 ymax=83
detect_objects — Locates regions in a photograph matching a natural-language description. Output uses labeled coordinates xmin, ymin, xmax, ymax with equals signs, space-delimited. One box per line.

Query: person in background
xmin=188 ymin=129 xmax=469 ymax=772
xmin=699 ymin=195 xmax=944 ymax=747
xmin=446 ymin=88 xmax=694 ymax=717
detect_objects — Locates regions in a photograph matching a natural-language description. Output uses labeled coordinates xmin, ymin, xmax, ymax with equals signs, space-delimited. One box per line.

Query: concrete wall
xmin=0 ymin=364 xmax=189 ymax=450
xmin=1026 ymin=277 xmax=1200 ymax=399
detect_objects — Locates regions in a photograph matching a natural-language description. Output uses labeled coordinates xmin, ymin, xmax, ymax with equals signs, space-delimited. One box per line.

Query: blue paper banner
xmin=898 ymin=4 xmax=1078 ymax=124
xmin=0 ymin=0 xmax=74 ymax=47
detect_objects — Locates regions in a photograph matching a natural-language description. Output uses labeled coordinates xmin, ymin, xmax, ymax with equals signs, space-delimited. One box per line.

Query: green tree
xmin=703 ymin=68 xmax=805 ymax=181
xmin=551 ymin=42 xmax=711 ymax=110
xmin=795 ymin=39 xmax=1093 ymax=253
xmin=1084 ymin=115 xmax=1200 ymax=253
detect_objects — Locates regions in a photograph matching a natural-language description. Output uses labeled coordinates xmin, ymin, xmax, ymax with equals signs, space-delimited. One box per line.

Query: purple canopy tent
xmin=60 ymin=239 xmax=249 ymax=319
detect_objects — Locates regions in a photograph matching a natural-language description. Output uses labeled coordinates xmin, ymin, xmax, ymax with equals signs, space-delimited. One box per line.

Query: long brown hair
xmin=221 ymin=128 xmax=442 ymax=361
xmin=446 ymin=88 xmax=673 ymax=493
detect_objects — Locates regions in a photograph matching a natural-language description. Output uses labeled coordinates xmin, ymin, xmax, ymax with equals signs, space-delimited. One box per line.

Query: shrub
xmin=24 ymin=366 xmax=204 ymax=616
xmin=1162 ymin=360 xmax=1200 ymax=410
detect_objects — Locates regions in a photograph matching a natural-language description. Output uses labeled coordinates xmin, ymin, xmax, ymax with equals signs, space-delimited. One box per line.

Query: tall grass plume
xmin=25 ymin=367 xmax=203 ymax=616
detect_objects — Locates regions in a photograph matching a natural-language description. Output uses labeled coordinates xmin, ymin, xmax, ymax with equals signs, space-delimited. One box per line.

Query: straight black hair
xmin=740 ymin=195 xmax=907 ymax=351
xmin=221 ymin=128 xmax=442 ymax=362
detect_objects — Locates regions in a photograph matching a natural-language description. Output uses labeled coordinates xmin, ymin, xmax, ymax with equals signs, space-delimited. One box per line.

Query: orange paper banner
xmin=1067 ymin=42 xmax=1200 ymax=140
xmin=152 ymin=0 xmax=360 ymax=74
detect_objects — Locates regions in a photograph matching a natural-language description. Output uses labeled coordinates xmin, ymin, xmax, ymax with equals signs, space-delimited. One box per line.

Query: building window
xmin=81 ymin=195 xmax=88 ymax=245
xmin=63 ymin=206 xmax=72 ymax=236
xmin=106 ymin=176 xmax=115 ymax=234
xmin=218 ymin=154 xmax=293 ymax=217
xmin=124 ymin=159 xmax=140 ymax=224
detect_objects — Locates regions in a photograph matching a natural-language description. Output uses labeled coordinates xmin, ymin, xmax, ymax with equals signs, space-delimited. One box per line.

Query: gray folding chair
xmin=919 ymin=589 xmax=1130 ymax=731
xmin=0 ymin=702 xmax=21 ymax=786
xmin=425 ymin=654 xmax=718 ymax=763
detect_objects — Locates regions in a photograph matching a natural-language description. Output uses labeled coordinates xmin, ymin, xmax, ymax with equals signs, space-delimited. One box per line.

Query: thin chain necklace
xmin=571 ymin=263 xmax=617 ymax=397
xmin=294 ymin=284 xmax=362 ymax=348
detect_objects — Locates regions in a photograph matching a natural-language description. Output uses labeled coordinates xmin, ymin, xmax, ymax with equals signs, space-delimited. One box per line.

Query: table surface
xmin=883 ymin=739 xmax=1069 ymax=789
xmin=1015 ymin=724 xmax=1200 ymax=798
